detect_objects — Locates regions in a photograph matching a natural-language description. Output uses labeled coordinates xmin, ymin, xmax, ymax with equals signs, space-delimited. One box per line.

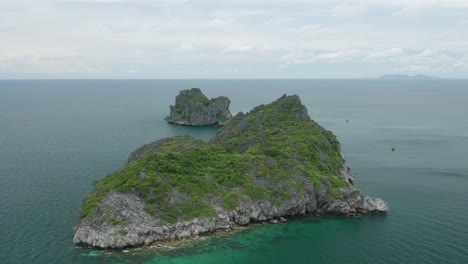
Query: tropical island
xmin=74 ymin=94 xmax=388 ymax=249
xmin=165 ymin=88 xmax=232 ymax=126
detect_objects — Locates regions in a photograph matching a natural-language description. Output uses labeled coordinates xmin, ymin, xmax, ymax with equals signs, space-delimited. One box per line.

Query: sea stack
xmin=165 ymin=88 xmax=232 ymax=126
xmin=74 ymin=94 xmax=388 ymax=249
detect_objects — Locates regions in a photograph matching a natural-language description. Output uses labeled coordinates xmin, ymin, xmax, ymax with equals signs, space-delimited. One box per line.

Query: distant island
xmin=74 ymin=94 xmax=388 ymax=249
xmin=165 ymin=88 xmax=232 ymax=126
xmin=378 ymin=74 xmax=440 ymax=80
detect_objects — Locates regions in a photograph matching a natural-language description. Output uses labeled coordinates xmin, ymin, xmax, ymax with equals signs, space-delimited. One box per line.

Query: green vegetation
xmin=198 ymin=94 xmax=210 ymax=106
xmin=116 ymin=230 xmax=127 ymax=236
xmin=329 ymin=175 xmax=349 ymax=188
xmin=222 ymin=192 xmax=241 ymax=210
xmin=111 ymin=218 xmax=123 ymax=226
xmin=80 ymin=95 xmax=350 ymax=224
xmin=100 ymin=215 xmax=108 ymax=224
xmin=327 ymin=187 xmax=344 ymax=200
xmin=245 ymin=184 xmax=270 ymax=201
xmin=183 ymin=88 xmax=210 ymax=106
xmin=290 ymin=181 xmax=307 ymax=195
xmin=217 ymin=114 xmax=228 ymax=123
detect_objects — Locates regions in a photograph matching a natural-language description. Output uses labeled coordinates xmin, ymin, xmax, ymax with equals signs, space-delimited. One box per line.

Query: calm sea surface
xmin=0 ymin=80 xmax=467 ymax=264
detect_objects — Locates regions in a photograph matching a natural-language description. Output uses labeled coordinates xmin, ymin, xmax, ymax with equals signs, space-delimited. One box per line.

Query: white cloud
xmin=330 ymin=3 xmax=368 ymax=19
xmin=452 ymin=54 xmax=468 ymax=70
xmin=459 ymin=19 xmax=468 ymax=26
xmin=224 ymin=43 xmax=253 ymax=52
xmin=280 ymin=50 xmax=361 ymax=65
xmin=0 ymin=21 xmax=15 ymax=31
xmin=315 ymin=51 xmax=357 ymax=62
xmin=1 ymin=0 xmax=468 ymax=78
xmin=363 ymin=48 xmax=405 ymax=62
xmin=176 ymin=44 xmax=197 ymax=51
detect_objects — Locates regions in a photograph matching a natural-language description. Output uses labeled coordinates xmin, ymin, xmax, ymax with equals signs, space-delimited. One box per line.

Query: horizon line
xmin=1 ymin=77 xmax=467 ymax=81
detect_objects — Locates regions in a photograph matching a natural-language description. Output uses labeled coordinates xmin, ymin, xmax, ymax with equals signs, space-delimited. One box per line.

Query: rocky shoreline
xmin=73 ymin=167 xmax=387 ymax=249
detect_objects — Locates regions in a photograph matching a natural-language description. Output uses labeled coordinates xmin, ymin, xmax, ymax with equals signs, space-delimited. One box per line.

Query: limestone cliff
xmin=74 ymin=94 xmax=388 ymax=249
xmin=165 ymin=88 xmax=232 ymax=126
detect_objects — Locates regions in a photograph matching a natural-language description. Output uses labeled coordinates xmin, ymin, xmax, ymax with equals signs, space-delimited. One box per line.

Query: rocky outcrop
xmin=165 ymin=88 xmax=232 ymax=126
xmin=74 ymin=94 xmax=388 ymax=249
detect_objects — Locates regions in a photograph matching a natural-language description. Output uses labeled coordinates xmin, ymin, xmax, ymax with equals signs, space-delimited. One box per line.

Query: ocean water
xmin=0 ymin=79 xmax=467 ymax=264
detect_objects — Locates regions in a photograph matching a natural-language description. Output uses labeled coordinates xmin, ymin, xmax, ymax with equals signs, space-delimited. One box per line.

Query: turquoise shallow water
xmin=0 ymin=80 xmax=467 ymax=264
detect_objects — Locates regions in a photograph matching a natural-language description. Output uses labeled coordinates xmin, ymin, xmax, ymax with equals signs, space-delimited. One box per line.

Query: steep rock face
xmin=165 ymin=88 xmax=232 ymax=126
xmin=74 ymin=94 xmax=388 ymax=249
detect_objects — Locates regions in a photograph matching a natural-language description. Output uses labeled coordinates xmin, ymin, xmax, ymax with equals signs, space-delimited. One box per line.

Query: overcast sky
xmin=1 ymin=0 xmax=468 ymax=79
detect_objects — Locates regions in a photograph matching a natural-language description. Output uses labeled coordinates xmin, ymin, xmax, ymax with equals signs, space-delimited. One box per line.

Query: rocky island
xmin=165 ymin=88 xmax=232 ymax=126
xmin=74 ymin=95 xmax=388 ymax=249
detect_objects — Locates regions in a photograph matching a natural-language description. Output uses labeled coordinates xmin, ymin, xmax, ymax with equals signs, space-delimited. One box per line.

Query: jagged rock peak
xmin=211 ymin=94 xmax=312 ymax=148
xmin=165 ymin=88 xmax=232 ymax=126
xmin=247 ymin=94 xmax=310 ymax=120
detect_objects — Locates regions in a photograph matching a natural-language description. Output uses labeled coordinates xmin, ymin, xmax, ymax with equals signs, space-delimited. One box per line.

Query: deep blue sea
xmin=0 ymin=80 xmax=467 ymax=264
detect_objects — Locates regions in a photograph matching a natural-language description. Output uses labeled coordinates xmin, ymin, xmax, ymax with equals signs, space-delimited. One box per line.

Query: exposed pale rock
xmin=360 ymin=197 xmax=389 ymax=213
